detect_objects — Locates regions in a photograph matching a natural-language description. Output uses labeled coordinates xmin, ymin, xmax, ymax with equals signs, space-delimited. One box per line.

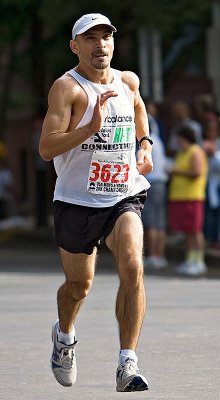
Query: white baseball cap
xmin=72 ymin=13 xmax=117 ymax=39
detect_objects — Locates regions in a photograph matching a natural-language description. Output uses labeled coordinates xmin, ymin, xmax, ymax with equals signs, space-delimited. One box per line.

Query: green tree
xmin=0 ymin=0 xmax=213 ymax=135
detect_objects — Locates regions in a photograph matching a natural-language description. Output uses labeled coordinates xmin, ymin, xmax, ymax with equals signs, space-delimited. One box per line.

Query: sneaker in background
xmin=144 ymin=256 xmax=168 ymax=269
xmin=176 ymin=261 xmax=207 ymax=277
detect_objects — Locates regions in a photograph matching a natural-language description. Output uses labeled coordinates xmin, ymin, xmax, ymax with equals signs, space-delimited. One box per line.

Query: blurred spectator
xmin=0 ymin=141 xmax=14 ymax=220
xmin=142 ymin=114 xmax=168 ymax=270
xmin=194 ymin=94 xmax=217 ymax=128
xmin=145 ymin=98 xmax=166 ymax=145
xmin=167 ymin=100 xmax=203 ymax=156
xmin=203 ymin=117 xmax=220 ymax=247
xmin=167 ymin=126 xmax=208 ymax=277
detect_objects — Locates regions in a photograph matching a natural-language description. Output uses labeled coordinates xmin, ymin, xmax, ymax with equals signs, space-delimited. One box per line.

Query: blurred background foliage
xmin=0 ymin=0 xmax=213 ymax=132
xmin=1 ymin=0 xmax=219 ymax=224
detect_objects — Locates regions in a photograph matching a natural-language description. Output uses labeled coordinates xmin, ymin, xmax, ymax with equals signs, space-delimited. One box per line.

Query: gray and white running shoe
xmin=176 ymin=260 xmax=207 ymax=277
xmin=51 ymin=320 xmax=78 ymax=387
xmin=116 ymin=358 xmax=149 ymax=392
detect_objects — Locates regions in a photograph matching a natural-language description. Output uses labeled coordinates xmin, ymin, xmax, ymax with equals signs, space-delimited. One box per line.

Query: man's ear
xmin=70 ymin=39 xmax=79 ymax=55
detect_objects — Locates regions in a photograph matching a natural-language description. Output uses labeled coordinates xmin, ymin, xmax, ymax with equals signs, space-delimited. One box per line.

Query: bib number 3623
xmin=90 ymin=162 xmax=129 ymax=183
xmin=87 ymin=151 xmax=131 ymax=195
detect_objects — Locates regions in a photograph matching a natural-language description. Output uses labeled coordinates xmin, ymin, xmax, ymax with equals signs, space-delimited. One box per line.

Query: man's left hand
xmin=136 ymin=148 xmax=153 ymax=176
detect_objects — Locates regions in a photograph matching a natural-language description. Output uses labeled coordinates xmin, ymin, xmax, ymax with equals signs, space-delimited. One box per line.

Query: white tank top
xmin=53 ymin=68 xmax=150 ymax=207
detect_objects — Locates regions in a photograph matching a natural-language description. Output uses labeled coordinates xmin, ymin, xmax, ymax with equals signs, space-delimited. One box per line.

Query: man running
xmin=39 ymin=13 xmax=153 ymax=392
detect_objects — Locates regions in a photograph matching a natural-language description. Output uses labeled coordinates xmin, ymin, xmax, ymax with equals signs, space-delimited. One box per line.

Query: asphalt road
xmin=0 ymin=236 xmax=220 ymax=400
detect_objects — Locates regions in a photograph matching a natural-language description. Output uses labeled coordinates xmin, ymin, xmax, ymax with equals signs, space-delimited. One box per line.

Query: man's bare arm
xmin=122 ymin=71 xmax=153 ymax=175
xmin=39 ymin=77 xmax=117 ymax=161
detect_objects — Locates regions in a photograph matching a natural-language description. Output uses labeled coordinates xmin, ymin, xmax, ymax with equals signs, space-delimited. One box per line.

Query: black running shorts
xmin=53 ymin=190 xmax=147 ymax=254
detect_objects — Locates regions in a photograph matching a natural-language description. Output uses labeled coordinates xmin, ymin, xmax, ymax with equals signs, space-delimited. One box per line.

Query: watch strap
xmin=139 ymin=135 xmax=153 ymax=146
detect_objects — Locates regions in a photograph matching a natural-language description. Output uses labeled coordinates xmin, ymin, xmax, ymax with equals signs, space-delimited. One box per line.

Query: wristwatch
xmin=139 ymin=135 xmax=153 ymax=146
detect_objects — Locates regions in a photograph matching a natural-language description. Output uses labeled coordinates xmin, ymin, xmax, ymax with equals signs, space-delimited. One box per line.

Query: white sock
xmin=57 ymin=322 xmax=76 ymax=345
xmin=118 ymin=349 xmax=138 ymax=365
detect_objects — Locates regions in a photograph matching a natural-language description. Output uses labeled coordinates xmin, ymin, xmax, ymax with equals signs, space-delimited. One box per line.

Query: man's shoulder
xmin=49 ymin=73 xmax=82 ymax=99
xmin=119 ymin=70 xmax=140 ymax=92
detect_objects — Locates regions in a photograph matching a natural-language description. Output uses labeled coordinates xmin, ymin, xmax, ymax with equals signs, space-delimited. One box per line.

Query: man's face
xmin=71 ymin=25 xmax=114 ymax=70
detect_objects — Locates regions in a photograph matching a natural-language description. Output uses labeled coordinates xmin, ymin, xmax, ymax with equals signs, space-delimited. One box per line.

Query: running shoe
xmin=176 ymin=260 xmax=207 ymax=277
xmin=116 ymin=358 xmax=149 ymax=392
xmin=51 ymin=320 xmax=78 ymax=386
xmin=144 ymin=256 xmax=168 ymax=269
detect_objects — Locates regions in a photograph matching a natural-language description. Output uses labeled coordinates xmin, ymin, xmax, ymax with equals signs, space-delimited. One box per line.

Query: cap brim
xmin=75 ymin=22 xmax=117 ymax=37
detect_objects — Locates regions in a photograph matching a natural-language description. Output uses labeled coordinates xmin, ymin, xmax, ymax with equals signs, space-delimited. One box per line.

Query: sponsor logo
xmin=99 ymin=127 xmax=111 ymax=137
xmin=104 ymin=115 xmax=133 ymax=123
xmin=82 ymin=143 xmax=134 ymax=151
xmin=93 ymin=132 xmax=107 ymax=143
xmin=113 ymin=127 xmax=133 ymax=143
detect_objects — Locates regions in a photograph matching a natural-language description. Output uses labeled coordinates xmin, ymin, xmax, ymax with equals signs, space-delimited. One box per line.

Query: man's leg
xmin=106 ymin=212 xmax=145 ymax=350
xmin=51 ymin=248 xmax=97 ymax=387
xmin=57 ymin=248 xmax=97 ymax=333
xmin=106 ymin=211 xmax=148 ymax=392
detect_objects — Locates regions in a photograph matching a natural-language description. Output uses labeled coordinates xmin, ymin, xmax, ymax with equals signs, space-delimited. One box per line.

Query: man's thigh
xmin=59 ymin=247 xmax=97 ymax=282
xmin=105 ymin=211 xmax=144 ymax=264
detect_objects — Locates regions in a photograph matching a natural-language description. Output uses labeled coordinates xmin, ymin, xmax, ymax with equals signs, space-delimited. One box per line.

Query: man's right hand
xmin=40 ymin=80 xmax=117 ymax=161
xmin=88 ymin=91 xmax=118 ymax=133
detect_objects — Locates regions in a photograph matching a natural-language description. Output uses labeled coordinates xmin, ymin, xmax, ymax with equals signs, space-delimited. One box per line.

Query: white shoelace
xmin=123 ymin=360 xmax=139 ymax=375
xmin=59 ymin=348 xmax=74 ymax=369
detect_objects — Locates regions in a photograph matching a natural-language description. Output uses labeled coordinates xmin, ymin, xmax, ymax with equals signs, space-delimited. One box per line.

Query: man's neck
xmin=74 ymin=64 xmax=113 ymax=84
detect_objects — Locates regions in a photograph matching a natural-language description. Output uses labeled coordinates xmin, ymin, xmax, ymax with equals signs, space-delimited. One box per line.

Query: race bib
xmin=87 ymin=151 xmax=131 ymax=195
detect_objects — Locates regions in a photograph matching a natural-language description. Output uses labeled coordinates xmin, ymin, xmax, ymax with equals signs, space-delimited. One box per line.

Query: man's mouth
xmin=93 ymin=53 xmax=108 ymax=58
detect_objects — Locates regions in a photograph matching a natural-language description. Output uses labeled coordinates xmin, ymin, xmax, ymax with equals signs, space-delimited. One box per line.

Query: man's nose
xmin=95 ymin=38 xmax=106 ymax=47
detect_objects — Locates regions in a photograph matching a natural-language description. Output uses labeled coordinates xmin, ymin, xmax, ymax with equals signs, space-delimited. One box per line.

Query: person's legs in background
xmin=142 ymin=182 xmax=168 ymax=269
xmin=176 ymin=201 xmax=207 ymax=276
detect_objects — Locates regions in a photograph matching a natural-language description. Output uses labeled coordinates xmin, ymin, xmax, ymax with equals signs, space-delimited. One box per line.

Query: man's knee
xmin=119 ymin=254 xmax=144 ymax=286
xmin=66 ymin=279 xmax=93 ymax=301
